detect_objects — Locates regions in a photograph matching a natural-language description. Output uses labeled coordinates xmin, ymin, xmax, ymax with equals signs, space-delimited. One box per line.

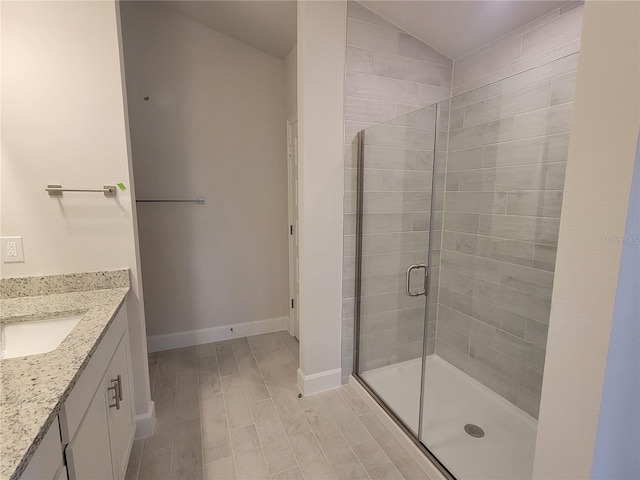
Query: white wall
xmin=0 ymin=0 xmax=153 ymax=428
xmin=120 ymin=2 xmax=289 ymax=345
xmin=533 ymin=1 xmax=640 ymax=477
xmin=297 ymin=0 xmax=347 ymax=394
xmin=591 ymin=133 xmax=640 ymax=479
xmin=285 ymin=45 xmax=297 ymax=121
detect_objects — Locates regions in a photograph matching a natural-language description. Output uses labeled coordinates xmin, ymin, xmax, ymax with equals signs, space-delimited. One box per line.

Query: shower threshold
xmin=361 ymin=355 xmax=537 ymax=480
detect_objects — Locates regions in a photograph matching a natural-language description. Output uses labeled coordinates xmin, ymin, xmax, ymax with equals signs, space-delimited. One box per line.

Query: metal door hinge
xmin=291 ymin=299 xmax=294 ymax=309
xmin=290 ymin=225 xmax=293 ymax=235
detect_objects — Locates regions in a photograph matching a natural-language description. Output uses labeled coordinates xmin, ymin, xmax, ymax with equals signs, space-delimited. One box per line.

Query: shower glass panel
xmin=354 ymin=53 xmax=580 ymax=480
xmin=355 ymin=105 xmax=437 ymax=434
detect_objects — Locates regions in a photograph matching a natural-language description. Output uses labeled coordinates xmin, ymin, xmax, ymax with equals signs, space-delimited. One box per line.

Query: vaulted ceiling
xmin=360 ymin=0 xmax=570 ymax=59
xmin=162 ymin=1 xmax=297 ymax=59
xmin=160 ymin=1 xmax=575 ymax=61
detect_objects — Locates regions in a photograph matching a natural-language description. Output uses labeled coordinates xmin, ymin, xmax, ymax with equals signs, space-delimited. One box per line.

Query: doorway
xmin=287 ymin=120 xmax=299 ymax=339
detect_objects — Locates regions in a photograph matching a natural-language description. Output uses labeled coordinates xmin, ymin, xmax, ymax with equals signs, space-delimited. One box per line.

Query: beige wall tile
xmin=473 ymin=277 xmax=552 ymax=323
xmin=345 ymin=96 xmax=397 ymax=124
xmin=448 ymin=117 xmax=514 ymax=150
xmin=516 ymin=387 xmax=541 ymax=419
xmin=494 ymin=329 xmax=546 ymax=372
xmin=463 ymin=81 xmax=551 ymax=127
xmin=478 ymin=214 xmax=560 ymax=244
xmin=347 ymin=19 xmax=400 ymax=54
xmin=532 ymin=243 xmax=557 ymax=271
xmin=468 ymin=338 xmax=543 ymax=394
xmin=399 ymin=31 xmax=453 ymax=65
xmin=513 ymin=102 xmax=573 ymax=140
xmin=346 ymin=47 xmax=374 ymax=74
xmin=484 ymin=134 xmax=570 ymax=167
xmin=362 ymin=145 xmax=417 ymax=170
xmin=346 ymin=71 xmax=420 ymax=105
xmin=500 ymin=263 xmax=555 ymax=297
xmin=521 ymin=6 xmax=583 ymax=59
xmin=550 ymin=70 xmax=578 ymax=105
xmin=440 ymin=343 xmax=519 ymax=403
xmin=441 ymin=249 xmax=502 ymax=282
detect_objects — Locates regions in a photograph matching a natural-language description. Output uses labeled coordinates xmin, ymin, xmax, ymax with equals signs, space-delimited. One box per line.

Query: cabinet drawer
xmin=59 ymin=306 xmax=127 ymax=444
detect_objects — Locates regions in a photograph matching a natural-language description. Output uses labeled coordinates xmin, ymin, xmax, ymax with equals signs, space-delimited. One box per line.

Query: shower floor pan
xmin=361 ymin=355 xmax=537 ymax=480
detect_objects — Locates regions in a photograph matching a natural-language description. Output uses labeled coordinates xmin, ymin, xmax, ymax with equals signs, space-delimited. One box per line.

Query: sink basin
xmin=0 ymin=315 xmax=83 ymax=359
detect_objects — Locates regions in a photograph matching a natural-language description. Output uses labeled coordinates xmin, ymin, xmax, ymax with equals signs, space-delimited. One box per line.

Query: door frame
xmin=286 ymin=118 xmax=299 ymax=339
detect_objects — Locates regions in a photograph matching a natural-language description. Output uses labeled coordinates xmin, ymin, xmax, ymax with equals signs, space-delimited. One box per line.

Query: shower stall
xmin=352 ymin=53 xmax=579 ymax=480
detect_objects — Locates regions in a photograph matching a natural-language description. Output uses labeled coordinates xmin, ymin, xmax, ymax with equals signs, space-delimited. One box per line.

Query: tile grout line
xmin=233 ymin=341 xmax=272 ymax=479
xmin=146 ymin=336 xmax=429 ymax=480
xmin=193 ymin=349 xmax=205 ymax=480
xmin=337 ymin=384 xmax=421 ymax=480
xmin=247 ymin=335 xmax=308 ymax=480
xmin=249 ymin=337 xmax=305 ymax=478
xmin=169 ymin=352 xmax=177 ymax=480
xmin=215 ymin=345 xmax=241 ymax=480
xmin=312 ymin=391 xmax=374 ymax=480
xmin=354 ymin=408 xmax=430 ymax=480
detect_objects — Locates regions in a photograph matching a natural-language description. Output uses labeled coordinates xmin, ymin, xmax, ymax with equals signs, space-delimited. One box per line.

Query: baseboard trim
xmin=297 ymin=367 xmax=342 ymax=395
xmin=135 ymin=401 xmax=156 ymax=440
xmin=147 ymin=316 xmax=288 ymax=352
xmin=349 ymin=375 xmax=447 ymax=480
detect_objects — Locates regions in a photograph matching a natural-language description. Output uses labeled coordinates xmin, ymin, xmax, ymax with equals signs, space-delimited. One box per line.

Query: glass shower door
xmin=354 ymin=106 xmax=437 ymax=434
xmin=354 ymin=54 xmax=580 ymax=480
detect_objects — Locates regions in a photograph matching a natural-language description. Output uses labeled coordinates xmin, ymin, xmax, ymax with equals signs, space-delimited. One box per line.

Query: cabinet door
xmin=65 ymin=376 xmax=114 ymax=480
xmin=106 ymin=331 xmax=136 ymax=479
xmin=20 ymin=417 xmax=64 ymax=480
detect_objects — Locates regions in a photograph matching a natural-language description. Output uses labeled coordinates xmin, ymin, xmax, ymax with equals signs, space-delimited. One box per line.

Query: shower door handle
xmin=406 ymin=264 xmax=427 ymax=297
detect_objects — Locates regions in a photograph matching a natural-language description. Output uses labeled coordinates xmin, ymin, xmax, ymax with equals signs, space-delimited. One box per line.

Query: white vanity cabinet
xmin=59 ymin=306 xmax=135 ymax=480
xmin=20 ymin=417 xmax=67 ymax=480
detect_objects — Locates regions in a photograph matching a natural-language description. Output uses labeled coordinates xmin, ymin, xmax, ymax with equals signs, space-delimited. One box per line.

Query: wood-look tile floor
xmin=125 ymin=331 xmax=431 ymax=480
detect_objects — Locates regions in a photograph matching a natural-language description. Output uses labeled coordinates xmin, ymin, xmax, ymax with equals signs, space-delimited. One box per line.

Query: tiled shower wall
xmin=453 ymin=1 xmax=584 ymax=96
xmin=434 ymin=3 xmax=584 ymax=418
xmin=341 ymin=1 xmax=453 ymax=382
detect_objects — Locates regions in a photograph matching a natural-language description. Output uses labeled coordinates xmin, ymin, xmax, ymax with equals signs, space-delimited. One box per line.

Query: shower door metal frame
xmin=351 ymin=111 xmax=456 ymax=480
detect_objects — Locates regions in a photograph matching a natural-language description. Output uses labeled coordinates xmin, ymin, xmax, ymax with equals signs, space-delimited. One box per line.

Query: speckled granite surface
xmin=0 ymin=271 xmax=129 ymax=480
xmin=0 ymin=269 xmax=129 ymax=299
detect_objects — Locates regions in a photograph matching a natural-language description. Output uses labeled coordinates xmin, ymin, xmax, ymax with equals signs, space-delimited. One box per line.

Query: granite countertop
xmin=0 ymin=270 xmax=130 ymax=480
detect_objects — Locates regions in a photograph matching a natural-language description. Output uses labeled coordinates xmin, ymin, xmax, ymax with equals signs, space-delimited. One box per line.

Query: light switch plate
xmin=1 ymin=236 xmax=25 ymax=263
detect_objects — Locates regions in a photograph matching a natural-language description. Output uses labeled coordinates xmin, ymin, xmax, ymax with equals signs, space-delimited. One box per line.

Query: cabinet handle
xmin=116 ymin=373 xmax=123 ymax=401
xmin=108 ymin=376 xmax=121 ymax=410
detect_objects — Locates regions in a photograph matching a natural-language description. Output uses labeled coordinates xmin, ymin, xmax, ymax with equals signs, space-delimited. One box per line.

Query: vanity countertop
xmin=0 ymin=270 xmax=130 ymax=480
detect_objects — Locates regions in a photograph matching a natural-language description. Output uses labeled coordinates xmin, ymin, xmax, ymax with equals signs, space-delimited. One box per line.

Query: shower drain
xmin=464 ymin=423 xmax=485 ymax=438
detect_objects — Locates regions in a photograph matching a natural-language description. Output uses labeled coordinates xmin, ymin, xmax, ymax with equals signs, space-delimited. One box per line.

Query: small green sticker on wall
xmin=117 ymin=183 xmax=127 ymax=191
